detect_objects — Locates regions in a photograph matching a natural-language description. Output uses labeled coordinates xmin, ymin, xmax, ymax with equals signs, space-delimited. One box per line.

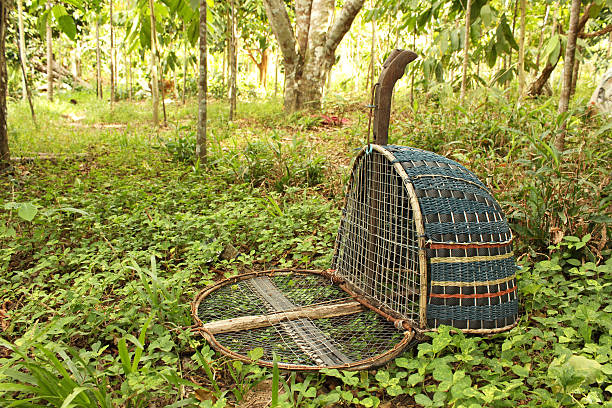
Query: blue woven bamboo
xmin=388 ymin=146 xmax=518 ymax=331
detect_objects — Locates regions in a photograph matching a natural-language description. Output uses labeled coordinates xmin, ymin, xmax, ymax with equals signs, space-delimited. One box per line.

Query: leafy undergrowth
xmin=1 ymin=91 xmax=611 ymax=407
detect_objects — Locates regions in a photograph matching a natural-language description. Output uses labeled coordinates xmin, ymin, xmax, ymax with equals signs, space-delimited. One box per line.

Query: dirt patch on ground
xmin=238 ymin=380 xmax=276 ymax=408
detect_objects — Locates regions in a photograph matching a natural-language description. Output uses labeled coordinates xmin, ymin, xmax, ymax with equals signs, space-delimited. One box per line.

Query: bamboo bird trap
xmin=192 ymin=50 xmax=519 ymax=370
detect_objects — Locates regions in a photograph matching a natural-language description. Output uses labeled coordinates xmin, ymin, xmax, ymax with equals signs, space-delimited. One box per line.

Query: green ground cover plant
xmin=1 ymin=91 xmax=610 ymax=407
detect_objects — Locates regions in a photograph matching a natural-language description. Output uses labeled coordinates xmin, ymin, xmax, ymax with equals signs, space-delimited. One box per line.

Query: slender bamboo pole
xmin=149 ymin=0 xmax=159 ymax=127
xmin=517 ymin=0 xmax=526 ymax=99
xmin=17 ymin=0 xmax=27 ymax=101
xmin=46 ymin=0 xmax=53 ymax=102
xmin=110 ymin=0 xmax=115 ymax=106
xmin=460 ymin=0 xmax=472 ymax=101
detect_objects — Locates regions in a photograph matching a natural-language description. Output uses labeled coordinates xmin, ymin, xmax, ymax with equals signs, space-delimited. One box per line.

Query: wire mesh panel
xmin=193 ymin=270 xmax=412 ymax=370
xmin=332 ymin=150 xmax=421 ymax=326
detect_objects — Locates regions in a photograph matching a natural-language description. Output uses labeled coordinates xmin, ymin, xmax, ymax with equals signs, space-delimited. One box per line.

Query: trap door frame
xmin=332 ymin=144 xmax=429 ymax=329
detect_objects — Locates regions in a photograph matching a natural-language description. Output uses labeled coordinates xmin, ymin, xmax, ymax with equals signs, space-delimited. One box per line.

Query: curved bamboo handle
xmin=372 ymin=49 xmax=418 ymax=145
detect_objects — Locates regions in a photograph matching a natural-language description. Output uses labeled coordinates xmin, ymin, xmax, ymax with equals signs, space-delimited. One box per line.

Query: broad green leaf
xmin=414 ymin=394 xmax=433 ymax=407
xmin=360 ymin=397 xmax=375 ymax=407
xmin=486 ymin=40 xmax=497 ymax=68
xmin=117 ymin=338 xmax=132 ymax=375
xmin=51 ymin=4 xmax=68 ymax=19
xmin=450 ymin=29 xmax=460 ymax=50
xmin=60 ymin=386 xmax=90 ymax=408
xmin=375 ymin=370 xmax=390 ymax=383
xmin=37 ymin=11 xmax=49 ymax=39
xmin=568 ymin=355 xmax=603 ymax=384
xmin=387 ymin=384 xmax=403 ymax=396
xmin=439 ymin=30 xmax=449 ymax=55
xmin=480 ymin=4 xmax=492 ymax=26
xmin=589 ymin=3 xmax=603 ymax=18
xmin=58 ymin=15 xmax=77 ymax=40
xmin=248 ymin=347 xmax=264 ymax=361
xmin=63 ymin=0 xmax=85 ymax=10
xmin=495 ymin=25 xmax=510 ymax=54
xmin=154 ymin=2 xmax=170 ymax=19
xmin=408 ymin=372 xmax=424 ymax=386
xmin=543 ymin=35 xmax=561 ymax=65
xmin=501 ymin=15 xmax=519 ymax=50
xmin=511 ymin=364 xmax=530 ymax=377
xmin=18 ymin=202 xmax=38 ymax=222
xmin=433 ymin=364 xmax=453 ymax=383
xmin=435 ymin=62 xmax=443 ymax=82
xmin=0 ymin=383 xmax=38 ymax=393
xmin=470 ymin=19 xmax=481 ymax=43
xmin=395 ymin=357 xmax=418 ymax=369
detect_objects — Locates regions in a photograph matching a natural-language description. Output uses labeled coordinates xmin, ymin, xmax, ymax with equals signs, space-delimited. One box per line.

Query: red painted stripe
xmin=428 ymin=241 xmax=512 ymax=249
xmin=430 ymin=285 xmax=517 ymax=299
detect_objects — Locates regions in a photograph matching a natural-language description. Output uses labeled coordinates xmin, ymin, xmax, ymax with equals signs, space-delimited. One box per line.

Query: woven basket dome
xmin=331 ymin=144 xmax=519 ymax=333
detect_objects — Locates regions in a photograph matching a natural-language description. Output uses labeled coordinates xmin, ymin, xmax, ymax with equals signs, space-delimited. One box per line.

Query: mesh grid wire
xmin=196 ymin=272 xmax=407 ymax=368
xmin=332 ymin=150 xmax=421 ymax=324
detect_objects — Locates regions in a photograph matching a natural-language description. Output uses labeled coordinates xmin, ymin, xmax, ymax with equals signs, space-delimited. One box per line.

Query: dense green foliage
xmin=1 ymin=91 xmax=611 ymax=407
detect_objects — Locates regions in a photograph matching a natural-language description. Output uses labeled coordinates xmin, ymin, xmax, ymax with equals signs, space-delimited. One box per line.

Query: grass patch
xmin=1 ymin=90 xmax=610 ymax=407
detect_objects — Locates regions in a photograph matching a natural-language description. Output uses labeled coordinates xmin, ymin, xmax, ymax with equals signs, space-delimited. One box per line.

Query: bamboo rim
xmin=191 ymin=268 xmax=415 ymax=371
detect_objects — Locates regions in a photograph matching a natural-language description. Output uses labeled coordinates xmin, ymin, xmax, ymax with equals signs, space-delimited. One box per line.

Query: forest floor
xmin=1 ymin=89 xmax=611 ymax=407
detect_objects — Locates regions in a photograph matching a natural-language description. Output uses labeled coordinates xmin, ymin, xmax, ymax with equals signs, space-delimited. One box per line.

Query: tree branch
xmin=245 ymin=49 xmax=262 ymax=66
xmin=324 ymin=0 xmax=364 ymax=60
xmin=308 ymin=0 xmax=334 ymax=54
xmin=577 ymin=2 xmax=594 ymax=33
xmin=579 ymin=24 xmax=612 ymax=38
xmin=295 ymin=0 xmax=313 ymax=57
xmin=262 ymin=0 xmax=297 ymax=67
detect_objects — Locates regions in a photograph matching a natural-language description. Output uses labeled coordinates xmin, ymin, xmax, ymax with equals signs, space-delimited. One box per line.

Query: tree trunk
xmin=369 ymin=13 xmax=376 ymax=93
xmin=182 ymin=22 xmax=187 ymax=104
xmin=161 ymin=71 xmax=167 ymax=126
xmin=517 ymin=0 xmax=526 ymax=99
xmin=410 ymin=32 xmax=415 ymax=104
xmin=507 ymin=0 xmax=518 ymax=87
xmin=229 ymin=0 xmax=237 ymax=120
xmin=529 ymin=3 xmax=594 ymax=97
xmin=149 ymin=0 xmax=159 ymax=127
xmin=46 ymin=1 xmax=53 ymax=102
xmin=15 ymin=21 xmax=36 ymax=125
xmin=259 ymin=50 xmax=269 ymax=88
xmin=222 ymin=22 xmax=226 ymax=89
xmin=96 ymin=19 xmax=102 ymax=99
xmin=274 ymin=51 xmax=278 ymax=97
xmin=72 ymin=41 xmax=78 ymax=78
xmin=535 ymin=5 xmax=550 ymax=71
xmin=556 ymin=0 xmax=581 ymax=151
xmin=17 ymin=0 xmax=27 ymax=101
xmin=128 ymin=53 xmax=132 ymax=100
xmin=460 ymin=0 xmax=472 ymax=101
xmin=528 ymin=57 xmax=559 ymax=96
xmin=0 ymin=0 xmax=10 ymax=171
xmin=196 ymin=0 xmax=207 ymax=162
xmin=263 ymin=0 xmax=364 ymax=112
xmin=110 ymin=0 xmax=115 ymax=106
xmin=570 ymin=47 xmax=580 ymax=96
